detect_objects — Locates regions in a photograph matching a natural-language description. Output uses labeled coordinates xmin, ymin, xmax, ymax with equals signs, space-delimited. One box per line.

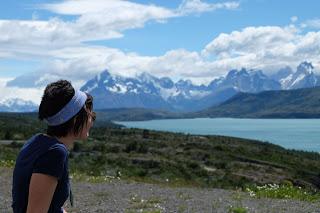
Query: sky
xmin=0 ymin=0 xmax=320 ymax=104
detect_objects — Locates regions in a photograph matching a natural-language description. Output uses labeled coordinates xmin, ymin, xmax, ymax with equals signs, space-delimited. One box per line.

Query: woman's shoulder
xmin=38 ymin=134 xmax=69 ymax=155
xmin=23 ymin=133 xmax=68 ymax=157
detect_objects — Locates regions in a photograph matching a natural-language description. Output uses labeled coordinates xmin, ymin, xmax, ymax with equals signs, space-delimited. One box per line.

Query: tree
xmin=4 ymin=130 xmax=12 ymax=140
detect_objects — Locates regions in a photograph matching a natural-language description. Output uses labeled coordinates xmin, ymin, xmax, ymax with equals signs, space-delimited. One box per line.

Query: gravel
xmin=1 ymin=167 xmax=320 ymax=213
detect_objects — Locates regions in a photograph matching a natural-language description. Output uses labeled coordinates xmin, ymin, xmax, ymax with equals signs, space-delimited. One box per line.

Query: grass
xmin=2 ymin=123 xmax=320 ymax=197
xmin=245 ymin=183 xmax=320 ymax=202
xmin=0 ymin=159 xmax=15 ymax=168
xmin=69 ymin=171 xmax=119 ymax=183
xmin=176 ymin=192 xmax=192 ymax=201
xmin=228 ymin=206 xmax=248 ymax=213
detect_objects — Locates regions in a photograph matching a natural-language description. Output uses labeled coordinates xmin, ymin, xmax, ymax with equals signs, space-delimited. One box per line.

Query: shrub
xmin=246 ymin=183 xmax=320 ymax=202
xmin=125 ymin=141 xmax=138 ymax=153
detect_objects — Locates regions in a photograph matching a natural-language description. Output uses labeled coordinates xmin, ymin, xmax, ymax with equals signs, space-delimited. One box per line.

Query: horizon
xmin=0 ymin=0 xmax=320 ymax=103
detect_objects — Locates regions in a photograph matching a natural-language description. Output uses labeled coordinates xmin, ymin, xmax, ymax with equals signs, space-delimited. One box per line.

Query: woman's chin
xmin=77 ymin=132 xmax=89 ymax=140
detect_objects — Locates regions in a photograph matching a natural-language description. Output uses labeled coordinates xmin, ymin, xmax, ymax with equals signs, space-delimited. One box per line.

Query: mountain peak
xmin=176 ymin=79 xmax=192 ymax=87
xmin=226 ymin=68 xmax=249 ymax=80
xmin=239 ymin=68 xmax=249 ymax=74
xmin=297 ymin=61 xmax=314 ymax=75
xmin=138 ymin=72 xmax=157 ymax=83
xmin=271 ymin=66 xmax=293 ymax=81
xmin=159 ymin=77 xmax=174 ymax=88
xmin=76 ymin=61 xmax=317 ymax=112
xmin=98 ymin=69 xmax=112 ymax=82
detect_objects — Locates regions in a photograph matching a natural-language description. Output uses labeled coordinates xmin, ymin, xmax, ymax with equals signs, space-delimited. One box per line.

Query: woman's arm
xmin=26 ymin=173 xmax=58 ymax=213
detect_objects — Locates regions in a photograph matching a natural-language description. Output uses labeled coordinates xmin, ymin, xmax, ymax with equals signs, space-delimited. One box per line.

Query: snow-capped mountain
xmin=81 ymin=70 xmax=174 ymax=111
xmin=274 ymin=62 xmax=319 ymax=89
xmin=2 ymin=61 xmax=317 ymax=113
xmin=208 ymin=68 xmax=281 ymax=93
xmin=0 ymin=98 xmax=38 ymax=112
xmin=270 ymin=66 xmax=293 ymax=82
xmin=81 ymin=67 xmax=283 ymax=112
xmin=81 ymin=70 xmax=213 ymax=112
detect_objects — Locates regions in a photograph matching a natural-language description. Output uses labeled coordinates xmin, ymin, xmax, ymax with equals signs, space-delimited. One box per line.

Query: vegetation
xmin=246 ymin=183 xmax=320 ymax=202
xmin=1 ymin=112 xmax=320 ymax=201
xmin=96 ymin=108 xmax=182 ymax=121
xmin=228 ymin=206 xmax=248 ymax=213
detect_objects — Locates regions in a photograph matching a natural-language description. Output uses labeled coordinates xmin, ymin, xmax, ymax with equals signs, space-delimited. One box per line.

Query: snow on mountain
xmin=0 ymin=98 xmax=38 ymax=112
xmin=275 ymin=62 xmax=319 ymax=89
xmin=270 ymin=66 xmax=293 ymax=82
xmin=81 ymin=70 xmax=173 ymax=111
xmin=209 ymin=68 xmax=281 ymax=93
xmin=3 ymin=61 xmax=319 ymax=113
xmin=81 ymin=69 xmax=214 ymax=111
xmin=81 ymin=66 xmax=283 ymax=112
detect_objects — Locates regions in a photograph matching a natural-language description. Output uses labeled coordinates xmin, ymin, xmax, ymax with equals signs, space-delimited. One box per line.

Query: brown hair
xmin=38 ymin=80 xmax=95 ymax=137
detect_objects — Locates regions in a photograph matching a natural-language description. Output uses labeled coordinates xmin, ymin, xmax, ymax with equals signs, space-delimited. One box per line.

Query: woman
xmin=12 ymin=80 xmax=96 ymax=213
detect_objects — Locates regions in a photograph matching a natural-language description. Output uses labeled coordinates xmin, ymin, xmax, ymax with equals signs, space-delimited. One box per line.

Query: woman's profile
xmin=11 ymin=80 xmax=96 ymax=213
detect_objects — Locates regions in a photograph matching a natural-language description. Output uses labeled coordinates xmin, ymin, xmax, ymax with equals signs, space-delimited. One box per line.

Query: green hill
xmin=197 ymin=87 xmax=320 ymax=118
xmin=96 ymin=108 xmax=182 ymax=121
xmin=1 ymin=113 xmax=320 ymax=190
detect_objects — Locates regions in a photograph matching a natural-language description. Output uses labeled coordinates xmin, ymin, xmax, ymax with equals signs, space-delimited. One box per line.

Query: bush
xmin=246 ymin=183 xmax=320 ymax=202
xmin=125 ymin=141 xmax=138 ymax=153
xmin=9 ymin=141 xmax=23 ymax=149
xmin=73 ymin=142 xmax=82 ymax=152
xmin=228 ymin=206 xmax=248 ymax=213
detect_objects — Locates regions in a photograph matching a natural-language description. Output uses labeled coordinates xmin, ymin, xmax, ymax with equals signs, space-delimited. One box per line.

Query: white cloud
xmin=202 ymin=26 xmax=297 ymax=58
xmin=201 ymin=25 xmax=320 ymax=73
xmin=6 ymin=47 xmax=217 ymax=88
xmin=6 ymin=24 xmax=320 ymax=93
xmin=0 ymin=0 xmax=239 ymax=61
xmin=301 ymin=18 xmax=320 ymax=29
xmin=2 ymin=1 xmax=320 ymax=103
xmin=291 ymin=16 xmax=298 ymax=23
xmin=294 ymin=31 xmax=320 ymax=61
xmin=177 ymin=0 xmax=239 ymax=15
xmin=32 ymin=11 xmax=40 ymax=20
xmin=0 ymin=78 xmax=43 ymax=104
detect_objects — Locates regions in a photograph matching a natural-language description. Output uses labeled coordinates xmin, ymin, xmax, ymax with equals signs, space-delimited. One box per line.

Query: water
xmin=115 ymin=118 xmax=320 ymax=152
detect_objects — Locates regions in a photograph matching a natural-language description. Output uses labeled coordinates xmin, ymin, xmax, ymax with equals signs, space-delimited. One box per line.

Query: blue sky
xmin=0 ymin=0 xmax=320 ymax=103
xmin=1 ymin=0 xmax=319 ymax=57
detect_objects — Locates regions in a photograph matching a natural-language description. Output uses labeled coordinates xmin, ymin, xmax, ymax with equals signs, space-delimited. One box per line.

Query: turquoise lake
xmin=115 ymin=118 xmax=320 ymax=152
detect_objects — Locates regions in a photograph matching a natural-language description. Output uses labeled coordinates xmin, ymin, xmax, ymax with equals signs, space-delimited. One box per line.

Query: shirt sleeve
xmin=32 ymin=145 xmax=67 ymax=179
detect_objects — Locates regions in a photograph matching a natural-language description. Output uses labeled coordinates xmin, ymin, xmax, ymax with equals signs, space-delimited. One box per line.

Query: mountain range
xmin=0 ymin=99 xmax=38 ymax=112
xmin=1 ymin=61 xmax=319 ymax=113
xmin=81 ymin=61 xmax=319 ymax=112
xmin=92 ymin=86 xmax=320 ymax=121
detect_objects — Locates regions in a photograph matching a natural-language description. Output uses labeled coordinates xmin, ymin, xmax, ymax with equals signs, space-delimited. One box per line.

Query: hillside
xmin=93 ymin=86 xmax=320 ymax=121
xmin=2 ymin=113 xmax=320 ymax=211
xmin=197 ymin=86 xmax=320 ymax=118
xmin=96 ymin=108 xmax=183 ymax=121
xmin=1 ymin=113 xmax=320 ymax=189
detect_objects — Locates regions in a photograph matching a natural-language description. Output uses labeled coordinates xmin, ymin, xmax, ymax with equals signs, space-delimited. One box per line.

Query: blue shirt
xmin=12 ymin=133 xmax=70 ymax=213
